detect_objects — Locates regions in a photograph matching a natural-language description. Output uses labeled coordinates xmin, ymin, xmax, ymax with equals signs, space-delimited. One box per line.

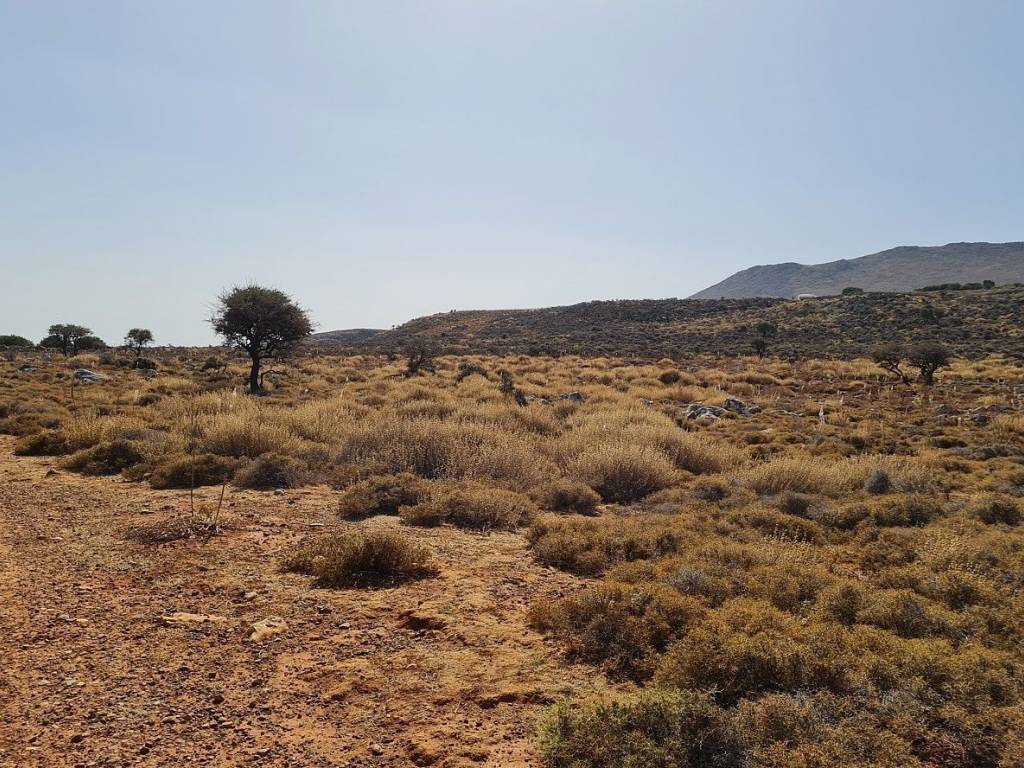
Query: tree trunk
xmin=248 ymin=355 xmax=261 ymax=394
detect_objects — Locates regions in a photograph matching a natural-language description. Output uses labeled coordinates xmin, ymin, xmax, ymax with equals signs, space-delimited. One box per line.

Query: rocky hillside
xmin=691 ymin=242 xmax=1024 ymax=299
xmin=339 ymin=288 xmax=1024 ymax=360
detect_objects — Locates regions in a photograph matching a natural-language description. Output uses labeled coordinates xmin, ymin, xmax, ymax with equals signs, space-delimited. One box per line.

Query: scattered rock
xmin=249 ymin=616 xmax=287 ymax=642
xmin=557 ymin=391 xmax=586 ymax=403
xmin=17 ymin=363 xmax=36 ymax=372
xmin=73 ymin=369 xmax=105 ymax=384
xmin=724 ymin=397 xmax=760 ymax=415
xmin=685 ymin=403 xmax=726 ymax=420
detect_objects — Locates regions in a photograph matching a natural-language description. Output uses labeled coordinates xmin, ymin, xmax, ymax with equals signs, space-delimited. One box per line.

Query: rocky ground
xmin=0 ymin=437 xmax=611 ymax=768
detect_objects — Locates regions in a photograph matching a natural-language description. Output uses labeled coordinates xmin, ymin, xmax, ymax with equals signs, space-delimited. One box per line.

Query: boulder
xmin=73 ymin=368 xmax=105 ymax=384
xmin=685 ymin=403 xmax=726 ymax=420
xmin=724 ymin=397 xmax=760 ymax=415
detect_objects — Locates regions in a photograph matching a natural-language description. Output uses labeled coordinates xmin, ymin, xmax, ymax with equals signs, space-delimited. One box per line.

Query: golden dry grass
xmin=3 ymin=347 xmax=1024 ymax=766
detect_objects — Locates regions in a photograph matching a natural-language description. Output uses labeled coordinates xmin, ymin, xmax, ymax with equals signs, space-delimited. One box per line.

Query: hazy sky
xmin=2 ymin=1 xmax=1022 ymax=345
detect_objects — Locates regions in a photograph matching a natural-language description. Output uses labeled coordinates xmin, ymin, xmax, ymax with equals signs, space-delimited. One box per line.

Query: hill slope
xmin=691 ymin=242 xmax=1024 ymax=299
xmin=351 ymin=288 xmax=1024 ymax=360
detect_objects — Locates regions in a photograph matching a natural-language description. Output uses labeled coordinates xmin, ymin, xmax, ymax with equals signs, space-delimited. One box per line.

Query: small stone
xmin=249 ymin=616 xmax=287 ymax=642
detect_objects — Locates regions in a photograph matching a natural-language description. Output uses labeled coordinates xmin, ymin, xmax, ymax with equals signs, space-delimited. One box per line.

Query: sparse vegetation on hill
xmin=319 ymin=287 xmax=1024 ymax=360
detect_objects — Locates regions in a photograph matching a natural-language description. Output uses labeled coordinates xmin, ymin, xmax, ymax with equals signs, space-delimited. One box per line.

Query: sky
xmin=1 ymin=1 xmax=1022 ymax=346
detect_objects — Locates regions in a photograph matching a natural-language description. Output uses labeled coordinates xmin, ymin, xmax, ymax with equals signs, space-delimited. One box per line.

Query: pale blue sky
xmin=2 ymin=1 xmax=1021 ymax=345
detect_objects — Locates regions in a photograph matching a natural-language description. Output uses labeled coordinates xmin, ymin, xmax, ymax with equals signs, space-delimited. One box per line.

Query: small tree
xmin=41 ymin=324 xmax=94 ymax=356
xmin=871 ymin=344 xmax=910 ymax=384
xmin=752 ymin=322 xmax=777 ymax=359
xmin=124 ymin=328 xmax=154 ymax=358
xmin=210 ymin=285 xmax=313 ymax=394
xmin=907 ymin=343 xmax=951 ymax=386
xmin=404 ymin=344 xmax=436 ymax=377
xmin=841 ymin=286 xmax=864 ymax=295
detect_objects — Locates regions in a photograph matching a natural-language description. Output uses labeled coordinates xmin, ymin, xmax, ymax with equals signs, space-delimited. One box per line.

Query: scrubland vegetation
xmin=2 ymin=345 xmax=1024 ymax=767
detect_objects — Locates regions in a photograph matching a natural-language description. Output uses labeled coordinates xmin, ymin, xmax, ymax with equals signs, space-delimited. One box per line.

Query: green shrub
xmin=281 ymin=530 xmax=434 ymax=587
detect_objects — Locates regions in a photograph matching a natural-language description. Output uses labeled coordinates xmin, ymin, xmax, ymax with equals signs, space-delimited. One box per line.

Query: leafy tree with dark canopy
xmin=907 ymin=342 xmax=951 ymax=385
xmin=124 ymin=328 xmax=154 ymax=358
xmin=40 ymin=324 xmax=95 ymax=356
xmin=210 ymin=285 xmax=313 ymax=394
xmin=871 ymin=344 xmax=911 ymax=384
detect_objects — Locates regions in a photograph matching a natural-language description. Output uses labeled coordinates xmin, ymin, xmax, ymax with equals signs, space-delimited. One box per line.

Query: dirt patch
xmin=0 ymin=437 xmax=612 ymax=767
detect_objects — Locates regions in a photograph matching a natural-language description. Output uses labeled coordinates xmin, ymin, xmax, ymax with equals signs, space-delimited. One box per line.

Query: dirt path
xmin=0 ymin=438 xmax=610 ymax=768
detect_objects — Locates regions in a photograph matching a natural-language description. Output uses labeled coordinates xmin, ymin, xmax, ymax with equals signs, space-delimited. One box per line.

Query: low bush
xmin=233 ymin=452 xmax=308 ymax=489
xmin=870 ymin=495 xmax=944 ymax=527
xmin=572 ymin=444 xmax=679 ymax=503
xmin=530 ymin=479 xmax=602 ymax=515
xmin=281 ymin=529 xmax=434 ymax=587
xmin=149 ymin=453 xmax=239 ymax=489
xmin=530 ymin=582 xmax=706 ymax=680
xmin=538 ymin=689 xmax=740 ymax=768
xmin=337 ymin=472 xmax=427 ymax=519
xmin=967 ymin=494 xmax=1021 ymax=526
xmin=62 ymin=439 xmax=145 ymax=475
xmin=529 ymin=514 xmax=686 ymax=575
xmin=400 ymin=483 xmax=537 ymax=530
xmin=14 ymin=430 xmax=69 ymax=456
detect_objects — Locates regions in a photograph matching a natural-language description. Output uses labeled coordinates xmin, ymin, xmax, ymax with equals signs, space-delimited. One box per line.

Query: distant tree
xmin=0 ymin=334 xmax=33 ymax=347
xmin=404 ymin=344 xmax=436 ymax=378
xmin=751 ymin=322 xmax=777 ymax=359
xmin=841 ymin=286 xmax=864 ymax=295
xmin=209 ymin=285 xmax=313 ymax=394
xmin=907 ymin=343 xmax=951 ymax=386
xmin=41 ymin=324 xmax=94 ymax=356
xmin=983 ymin=279 xmax=995 ymax=289
xmin=871 ymin=344 xmax=910 ymax=384
xmin=124 ymin=328 xmax=154 ymax=358
xmin=75 ymin=335 xmax=106 ymax=351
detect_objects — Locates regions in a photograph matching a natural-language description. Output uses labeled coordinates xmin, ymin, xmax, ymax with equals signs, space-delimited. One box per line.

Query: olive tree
xmin=907 ymin=343 xmax=951 ymax=386
xmin=40 ymin=324 xmax=95 ymax=356
xmin=124 ymin=328 xmax=154 ymax=358
xmin=871 ymin=344 xmax=911 ymax=384
xmin=209 ymin=285 xmax=313 ymax=394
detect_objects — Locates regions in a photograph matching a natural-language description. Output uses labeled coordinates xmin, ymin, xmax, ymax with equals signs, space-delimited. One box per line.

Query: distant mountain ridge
xmin=690 ymin=242 xmax=1024 ymax=299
